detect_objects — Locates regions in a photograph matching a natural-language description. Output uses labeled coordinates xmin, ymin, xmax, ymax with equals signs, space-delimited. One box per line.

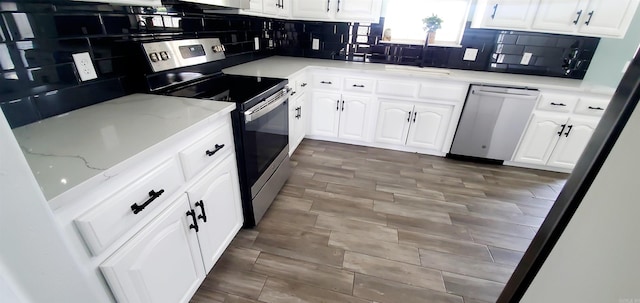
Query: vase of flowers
xmin=422 ymin=14 xmax=443 ymax=44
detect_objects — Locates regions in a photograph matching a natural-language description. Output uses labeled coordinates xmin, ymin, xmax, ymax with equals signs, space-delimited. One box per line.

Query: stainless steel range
xmin=140 ymin=38 xmax=290 ymax=227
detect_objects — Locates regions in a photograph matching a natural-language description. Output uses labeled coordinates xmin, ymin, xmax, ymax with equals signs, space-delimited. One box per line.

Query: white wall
xmin=521 ymin=103 xmax=640 ymax=301
xmin=0 ymin=110 xmax=107 ymax=303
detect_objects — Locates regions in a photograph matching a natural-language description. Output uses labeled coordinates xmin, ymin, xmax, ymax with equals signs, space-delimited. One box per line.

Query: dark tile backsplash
xmin=1 ymin=1 xmax=600 ymax=129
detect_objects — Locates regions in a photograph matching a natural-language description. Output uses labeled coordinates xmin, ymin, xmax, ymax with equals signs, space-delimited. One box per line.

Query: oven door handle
xmin=244 ymin=91 xmax=288 ymax=122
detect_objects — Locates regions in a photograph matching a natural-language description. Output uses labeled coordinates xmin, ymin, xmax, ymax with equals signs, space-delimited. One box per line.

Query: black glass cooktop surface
xmin=163 ymin=74 xmax=286 ymax=104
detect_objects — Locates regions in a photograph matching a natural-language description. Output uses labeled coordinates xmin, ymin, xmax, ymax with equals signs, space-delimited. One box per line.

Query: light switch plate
xmin=72 ymin=52 xmax=98 ymax=81
xmin=312 ymin=39 xmax=320 ymax=50
xmin=463 ymin=48 xmax=478 ymax=61
xmin=521 ymin=52 xmax=533 ymax=65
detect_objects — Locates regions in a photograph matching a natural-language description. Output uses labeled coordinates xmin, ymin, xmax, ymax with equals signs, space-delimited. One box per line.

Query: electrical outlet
xmin=254 ymin=37 xmax=260 ymax=50
xmin=521 ymin=52 xmax=533 ymax=65
xmin=463 ymin=48 xmax=478 ymax=61
xmin=72 ymin=52 xmax=98 ymax=82
xmin=312 ymin=39 xmax=320 ymax=50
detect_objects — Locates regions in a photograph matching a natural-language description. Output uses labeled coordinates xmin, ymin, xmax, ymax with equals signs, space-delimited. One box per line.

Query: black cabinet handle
xmin=195 ymin=200 xmax=207 ymax=223
xmin=550 ymin=102 xmax=566 ymax=107
xmin=300 ymin=82 xmax=308 ymax=87
xmin=205 ymin=144 xmax=224 ymax=157
xmin=407 ymin=111 xmax=412 ymax=122
xmin=491 ymin=4 xmax=498 ymax=19
xmin=327 ymin=0 xmax=330 ymax=12
xmin=295 ymin=106 xmax=301 ymax=118
xmin=337 ymin=0 xmax=341 ymax=12
xmin=585 ymin=11 xmax=594 ymax=25
xmin=573 ymin=10 xmax=583 ymax=25
xmin=557 ymin=124 xmax=567 ymax=136
xmin=336 ymin=100 xmax=340 ymax=111
xmin=186 ymin=209 xmax=199 ymax=232
xmin=280 ymin=0 xmax=284 ymax=9
xmin=321 ymin=81 xmax=332 ymax=85
xmin=412 ymin=112 xmax=417 ymax=123
xmin=131 ymin=189 xmax=165 ymax=214
xmin=352 ymin=84 xmax=365 ymax=88
xmin=341 ymin=100 xmax=345 ymax=111
xmin=588 ymin=106 xmax=605 ymax=110
xmin=291 ymin=91 xmax=296 ymax=96
xmin=564 ymin=125 xmax=573 ymax=137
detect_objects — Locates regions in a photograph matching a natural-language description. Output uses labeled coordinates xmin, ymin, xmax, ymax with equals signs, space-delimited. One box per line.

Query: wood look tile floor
xmin=191 ymin=140 xmax=567 ymax=303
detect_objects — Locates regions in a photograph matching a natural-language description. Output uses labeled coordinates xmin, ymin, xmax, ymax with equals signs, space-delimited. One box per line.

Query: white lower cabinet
xmin=513 ymin=112 xmax=599 ymax=169
xmin=100 ymin=155 xmax=243 ymax=303
xmin=375 ymin=100 xmax=454 ymax=152
xmin=309 ymin=91 xmax=373 ymax=142
xmin=100 ymin=195 xmax=205 ymax=303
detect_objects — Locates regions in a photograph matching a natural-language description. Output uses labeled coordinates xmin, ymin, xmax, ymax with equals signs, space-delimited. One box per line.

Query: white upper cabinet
xmin=477 ymin=0 xmax=539 ymax=29
xmin=247 ymin=0 xmax=264 ymax=13
xmin=474 ymin=0 xmax=639 ymax=38
xmin=263 ymin=0 xmax=291 ymax=17
xmin=290 ymin=0 xmax=382 ymax=22
xmin=334 ymin=0 xmax=383 ymax=22
xmin=576 ymin=0 xmax=639 ymax=37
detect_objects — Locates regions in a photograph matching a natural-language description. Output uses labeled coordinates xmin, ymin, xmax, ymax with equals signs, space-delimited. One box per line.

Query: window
xmin=383 ymin=0 xmax=471 ymax=45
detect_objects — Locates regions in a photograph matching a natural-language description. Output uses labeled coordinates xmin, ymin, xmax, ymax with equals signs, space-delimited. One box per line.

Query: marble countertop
xmin=223 ymin=56 xmax=616 ymax=95
xmin=13 ymin=94 xmax=235 ymax=201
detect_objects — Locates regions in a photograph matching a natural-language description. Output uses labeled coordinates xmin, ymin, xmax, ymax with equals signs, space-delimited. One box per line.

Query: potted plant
xmin=422 ymin=14 xmax=443 ymax=44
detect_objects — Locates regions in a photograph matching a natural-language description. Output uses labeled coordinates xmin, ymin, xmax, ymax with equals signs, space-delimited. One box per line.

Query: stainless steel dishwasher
xmin=449 ymin=85 xmax=539 ymax=163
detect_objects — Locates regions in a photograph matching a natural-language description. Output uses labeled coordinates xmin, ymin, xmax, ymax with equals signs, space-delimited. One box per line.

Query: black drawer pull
xmin=131 ymin=189 xmax=165 ymax=214
xmin=320 ymin=81 xmax=333 ymax=85
xmin=352 ymin=84 xmax=365 ymax=88
xmin=564 ymin=125 xmax=573 ymax=137
xmin=588 ymin=106 xmax=605 ymax=110
xmin=491 ymin=4 xmax=498 ymax=19
xmin=195 ymin=200 xmax=207 ymax=223
xmin=573 ymin=10 xmax=583 ymax=25
xmin=291 ymin=91 xmax=296 ymax=96
xmin=550 ymin=102 xmax=566 ymax=106
xmin=295 ymin=106 xmax=301 ymax=119
xmin=300 ymin=82 xmax=308 ymax=87
xmin=585 ymin=10 xmax=594 ymax=25
xmin=205 ymin=144 xmax=225 ymax=156
xmin=557 ymin=124 xmax=567 ymax=136
xmin=186 ymin=209 xmax=199 ymax=232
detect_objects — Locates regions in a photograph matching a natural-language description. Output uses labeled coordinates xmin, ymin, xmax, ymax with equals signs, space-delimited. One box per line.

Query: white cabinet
xmin=477 ymin=0 xmax=539 ymax=29
xmin=474 ymin=0 xmax=639 ymax=38
xmin=309 ymin=92 xmax=341 ymax=137
xmin=263 ymin=0 xmax=291 ymax=17
xmin=513 ymin=112 xmax=567 ymax=166
xmin=290 ymin=94 xmax=308 ymax=155
xmin=309 ymin=92 xmax=373 ymax=142
xmin=405 ymin=104 xmax=454 ymax=150
xmin=248 ymin=0 xmax=264 ymax=13
xmin=375 ymin=100 xmax=454 ymax=152
xmin=100 ymin=195 xmax=205 ymax=303
xmin=546 ymin=116 xmax=598 ymax=168
xmin=73 ymin=0 xmax=162 ymax=6
xmin=290 ymin=0 xmax=382 ymax=22
xmin=185 ymin=156 xmax=243 ymax=272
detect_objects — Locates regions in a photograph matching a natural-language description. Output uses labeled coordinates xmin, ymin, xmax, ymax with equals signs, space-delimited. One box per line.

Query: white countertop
xmin=13 ymin=94 xmax=235 ymax=201
xmin=223 ymin=56 xmax=616 ymax=95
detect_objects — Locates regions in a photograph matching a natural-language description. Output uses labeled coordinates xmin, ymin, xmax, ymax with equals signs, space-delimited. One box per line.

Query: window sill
xmin=379 ymin=40 xmax=463 ymax=48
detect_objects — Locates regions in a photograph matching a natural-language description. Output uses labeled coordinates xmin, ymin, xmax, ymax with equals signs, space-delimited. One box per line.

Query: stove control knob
xmin=159 ymin=51 xmax=170 ymax=60
xmin=149 ymin=52 xmax=159 ymax=62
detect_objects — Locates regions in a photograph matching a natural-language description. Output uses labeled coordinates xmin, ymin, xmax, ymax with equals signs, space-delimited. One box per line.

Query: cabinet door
xmin=263 ymin=0 xmax=289 ymax=16
xmin=295 ymin=94 xmax=309 ymax=149
xmin=482 ymin=0 xmax=538 ymax=29
xmin=513 ymin=112 xmax=567 ymax=165
xmin=186 ymin=156 xmax=243 ymax=273
xmin=547 ymin=116 xmax=599 ymax=169
xmin=334 ymin=0 xmax=382 ymax=22
xmin=531 ymin=0 xmax=586 ymax=32
xmin=100 ymin=195 xmax=204 ymax=303
xmin=248 ymin=0 xmax=263 ymax=12
xmin=289 ymin=93 xmax=307 ymax=155
xmin=338 ymin=94 xmax=373 ymax=142
xmin=577 ymin=0 xmax=639 ymax=37
xmin=309 ymin=92 xmax=341 ymax=137
xmin=405 ymin=103 xmax=453 ymax=151
xmin=291 ymin=0 xmax=332 ymax=20
xmin=374 ymin=101 xmax=414 ymax=145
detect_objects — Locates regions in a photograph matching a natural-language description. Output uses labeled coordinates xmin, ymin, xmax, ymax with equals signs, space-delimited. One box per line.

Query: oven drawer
xmin=179 ymin=120 xmax=233 ymax=181
xmin=74 ymin=157 xmax=183 ymax=256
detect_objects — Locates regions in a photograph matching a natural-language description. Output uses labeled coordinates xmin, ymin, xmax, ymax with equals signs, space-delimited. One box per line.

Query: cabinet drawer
xmin=179 ymin=121 xmax=233 ymax=181
xmin=376 ymin=80 xmax=418 ymax=98
xmin=75 ymin=157 xmax=184 ymax=256
xmin=574 ymin=97 xmax=609 ymax=117
xmin=343 ymin=78 xmax=374 ymax=93
xmin=537 ymin=94 xmax=578 ymax=112
xmin=296 ymin=75 xmax=309 ymax=94
xmin=418 ymin=81 xmax=468 ymax=102
xmin=312 ymin=74 xmax=342 ymax=90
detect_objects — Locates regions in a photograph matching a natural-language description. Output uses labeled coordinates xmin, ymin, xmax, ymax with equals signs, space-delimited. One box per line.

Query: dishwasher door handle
xmin=472 ymin=89 xmax=539 ymax=100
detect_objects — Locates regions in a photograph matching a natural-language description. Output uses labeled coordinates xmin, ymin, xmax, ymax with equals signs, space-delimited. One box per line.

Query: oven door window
xmin=242 ymin=99 xmax=289 ymax=193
